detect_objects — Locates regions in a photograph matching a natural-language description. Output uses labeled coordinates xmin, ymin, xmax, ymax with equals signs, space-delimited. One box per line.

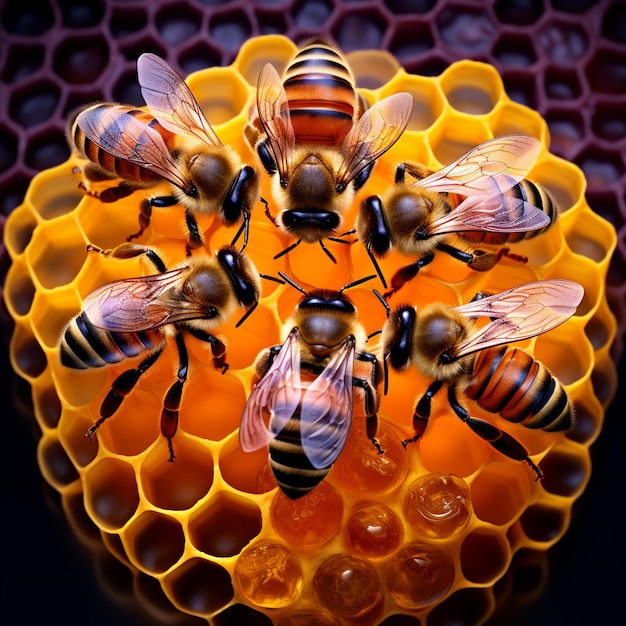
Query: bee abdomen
xmin=268 ymin=411 xmax=331 ymax=499
xmin=283 ymin=42 xmax=357 ymax=146
xmin=59 ymin=313 xmax=162 ymax=369
xmin=466 ymin=347 xmax=572 ymax=432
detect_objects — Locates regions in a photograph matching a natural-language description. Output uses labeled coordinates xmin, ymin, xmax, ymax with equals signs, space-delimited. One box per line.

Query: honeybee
xmin=68 ymin=52 xmax=259 ymax=252
xmin=380 ymin=279 xmax=583 ymax=479
xmin=239 ymin=273 xmax=383 ymax=499
xmin=60 ymin=242 xmax=261 ymax=461
xmin=357 ymin=135 xmax=557 ymax=294
xmin=246 ymin=38 xmax=413 ymax=262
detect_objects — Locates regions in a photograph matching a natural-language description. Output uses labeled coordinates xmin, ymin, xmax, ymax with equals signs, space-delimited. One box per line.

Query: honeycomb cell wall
xmin=4 ymin=32 xmax=618 ymax=625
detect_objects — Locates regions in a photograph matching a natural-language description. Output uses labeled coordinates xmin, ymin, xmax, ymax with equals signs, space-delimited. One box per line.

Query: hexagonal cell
xmin=470 ymin=462 xmax=531 ymax=525
xmin=215 ymin=605 xmax=273 ymax=626
xmin=501 ymin=69 xmax=539 ymax=109
xmin=346 ymin=49 xmax=400 ymax=89
xmin=494 ymin=0 xmax=544 ymax=24
xmin=592 ymin=100 xmax=626 ymax=141
xmin=120 ymin=37 xmax=168 ymax=65
xmin=30 ymin=287 xmax=82 ymax=350
xmin=1 ymin=0 xmax=54 ymax=35
xmin=32 ymin=383 xmax=62 ymax=430
xmin=57 ymin=405 xmax=102 ymax=468
xmin=331 ymin=8 xmax=387 ymax=51
xmin=492 ymin=32 xmax=538 ymax=66
xmin=186 ymin=66 xmax=251 ymax=126
xmin=292 ymin=0 xmax=334 ymax=29
xmin=256 ymin=9 xmax=289 ymax=36
xmin=489 ymin=100 xmax=547 ymax=139
xmin=565 ymin=205 xmax=618 ymax=264
xmin=385 ymin=0 xmax=436 ymax=13
xmin=601 ymin=1 xmax=626 ymax=42
xmin=537 ymin=21 xmax=588 ymax=64
xmin=575 ymin=146 xmax=625 ymax=187
xmin=124 ymin=510 xmax=185 ymax=574
xmin=25 ymin=216 xmax=86 ymax=289
xmin=436 ymin=6 xmax=496 ymax=53
xmin=345 ymin=501 xmax=402 ymax=558
xmin=110 ymin=67 xmax=144 ymax=106
xmin=427 ymin=587 xmax=493 ymax=626
xmin=539 ymin=445 xmax=590 ymax=498
xmin=109 ymin=6 xmax=147 ymax=38
xmin=83 ymin=457 xmax=140 ymax=531
xmin=8 ymin=79 xmax=61 ymax=129
xmin=24 ymin=128 xmax=70 ymax=172
xmin=4 ymin=260 xmax=35 ymax=317
xmin=1 ymin=43 xmax=45 ymax=82
xmin=389 ymin=19 xmax=435 ymax=61
xmin=587 ymin=47 xmax=626 ymax=95
xmin=52 ymin=34 xmax=110 ymax=84
xmin=178 ymin=42 xmax=222 ymax=75
xmin=155 ymin=2 xmax=202 ymax=45
xmin=545 ymin=108 xmax=585 ymax=153
xmin=38 ymin=433 xmax=80 ymax=489
xmin=219 ymin=435 xmax=274 ymax=495
xmin=544 ymin=66 xmax=582 ymax=100
xmin=531 ymin=154 xmax=585 ymax=214
xmin=460 ymin=528 xmax=511 ymax=585
xmin=439 ymin=61 xmax=503 ymax=115
xmin=59 ymin=0 xmax=105 ymax=28
xmin=208 ymin=9 xmax=253 ymax=52
xmin=1 ymin=170 xmax=32 ymax=216
xmin=188 ymin=492 xmax=262 ymax=557
xmin=140 ymin=437 xmax=215 ymax=510
xmin=404 ymin=53 xmax=450 ymax=77
xmin=10 ymin=321 xmax=47 ymax=380
xmin=163 ymin=557 xmax=234 ymax=616
xmin=519 ymin=502 xmax=569 ymax=543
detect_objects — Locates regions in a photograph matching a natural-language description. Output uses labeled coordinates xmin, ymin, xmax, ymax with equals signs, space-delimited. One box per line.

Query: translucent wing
xmin=76 ymin=105 xmax=189 ymax=189
xmin=452 ymin=279 xmax=584 ymax=357
xmin=256 ymin=63 xmax=295 ymax=184
xmin=83 ymin=268 xmax=209 ymax=331
xmin=239 ymin=328 xmax=302 ymax=452
xmin=300 ymin=337 xmax=355 ymax=469
xmin=415 ymin=135 xmax=541 ymax=197
xmin=337 ymin=92 xmax=413 ymax=190
xmin=137 ymin=53 xmax=222 ymax=146
xmin=426 ymin=191 xmax=551 ymax=235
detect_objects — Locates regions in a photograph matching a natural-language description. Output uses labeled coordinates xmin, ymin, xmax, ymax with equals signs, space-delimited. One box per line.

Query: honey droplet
xmin=271 ymin=481 xmax=343 ymax=547
xmin=404 ymin=473 xmax=470 ymax=537
xmin=313 ymin=554 xmax=382 ymax=618
xmin=346 ymin=501 xmax=402 ymax=557
xmin=386 ymin=543 xmax=456 ymax=609
xmin=234 ymin=542 xmax=303 ymax=608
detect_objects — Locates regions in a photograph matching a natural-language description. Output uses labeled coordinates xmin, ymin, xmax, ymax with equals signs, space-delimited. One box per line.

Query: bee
xmin=380 ymin=279 xmax=584 ymax=479
xmin=357 ymin=135 xmax=557 ymax=294
xmin=246 ymin=38 xmax=413 ymax=262
xmin=59 ymin=242 xmax=261 ymax=461
xmin=239 ymin=273 xmax=383 ymax=499
xmin=68 ymin=52 xmax=259 ymax=252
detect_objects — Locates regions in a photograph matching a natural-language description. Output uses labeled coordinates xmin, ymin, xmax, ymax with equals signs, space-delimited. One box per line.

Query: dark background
xmin=1 ymin=1 xmax=624 ymax=624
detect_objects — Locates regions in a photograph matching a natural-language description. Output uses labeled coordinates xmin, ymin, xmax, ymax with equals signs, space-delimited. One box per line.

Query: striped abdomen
xmin=60 ymin=312 xmax=164 ymax=369
xmin=461 ymin=180 xmax=557 ymax=246
xmin=465 ymin=346 xmax=572 ymax=431
xmin=69 ymin=104 xmax=172 ymax=185
xmin=283 ymin=41 xmax=359 ymax=146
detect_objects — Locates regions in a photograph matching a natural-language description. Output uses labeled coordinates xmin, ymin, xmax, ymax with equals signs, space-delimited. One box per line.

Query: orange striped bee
xmin=357 ymin=135 xmax=557 ymax=294
xmin=59 ymin=242 xmax=261 ymax=461
xmin=246 ymin=38 xmax=413 ymax=262
xmin=239 ymin=273 xmax=383 ymax=499
xmin=380 ymin=279 xmax=583 ymax=479
xmin=68 ymin=53 xmax=258 ymax=251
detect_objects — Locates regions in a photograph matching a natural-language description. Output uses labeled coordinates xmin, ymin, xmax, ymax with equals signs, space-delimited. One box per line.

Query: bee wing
xmin=76 ymin=105 xmax=189 ymax=190
xmin=300 ymin=338 xmax=355 ymax=469
xmin=415 ymin=135 xmax=541 ymax=197
xmin=452 ymin=279 xmax=584 ymax=357
xmin=337 ymin=92 xmax=413 ymax=189
xmin=137 ymin=53 xmax=222 ymax=147
xmin=256 ymin=63 xmax=295 ymax=183
xmin=426 ymin=191 xmax=551 ymax=235
xmin=239 ymin=328 xmax=303 ymax=452
xmin=82 ymin=268 xmax=189 ymax=331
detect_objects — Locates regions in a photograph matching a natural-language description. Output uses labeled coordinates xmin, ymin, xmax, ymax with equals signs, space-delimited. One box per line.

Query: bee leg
xmin=494 ymin=247 xmax=528 ymax=264
xmin=385 ymin=253 xmax=434 ymax=299
xmin=88 ymin=348 xmax=163 ymax=441
xmin=183 ymin=208 xmax=203 ymax=255
xmin=274 ymin=238 xmax=302 ymax=260
xmin=447 ymin=386 xmax=544 ymax=480
xmin=98 ymin=182 xmax=135 ymax=204
xmin=186 ymin=327 xmax=229 ymax=373
xmin=355 ymin=351 xmax=384 ymax=454
xmin=319 ymin=239 xmax=337 ymax=263
xmin=403 ymin=379 xmax=443 ymax=448
xmin=127 ymin=197 xmax=154 ymax=242
xmin=160 ymin=334 xmax=189 ymax=462
xmin=92 ymin=242 xmax=168 ymax=273
xmin=261 ymin=197 xmax=278 ymax=226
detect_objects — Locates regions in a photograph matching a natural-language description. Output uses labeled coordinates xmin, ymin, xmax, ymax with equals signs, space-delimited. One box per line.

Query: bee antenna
xmin=340 ymin=274 xmax=377 ymax=293
xmin=277 ymin=272 xmax=308 ymax=295
xmin=383 ymin=353 xmax=390 ymax=395
xmin=230 ymin=212 xmax=250 ymax=254
xmin=373 ymin=289 xmax=391 ymax=317
xmin=366 ymin=242 xmax=388 ymax=289
xmin=319 ymin=239 xmax=337 ymax=263
xmin=274 ymin=239 xmax=301 ymax=260
xmin=235 ymin=301 xmax=258 ymax=328
xmin=259 ymin=273 xmax=285 ymax=284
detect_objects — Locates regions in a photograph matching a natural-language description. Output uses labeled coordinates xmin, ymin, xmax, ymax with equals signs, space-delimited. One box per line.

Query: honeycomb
xmin=3 ymin=30 xmax=618 ymax=625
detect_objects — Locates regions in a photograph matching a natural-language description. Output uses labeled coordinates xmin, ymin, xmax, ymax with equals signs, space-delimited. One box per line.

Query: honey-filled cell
xmin=4 ymin=31 xmax=617 ymax=626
